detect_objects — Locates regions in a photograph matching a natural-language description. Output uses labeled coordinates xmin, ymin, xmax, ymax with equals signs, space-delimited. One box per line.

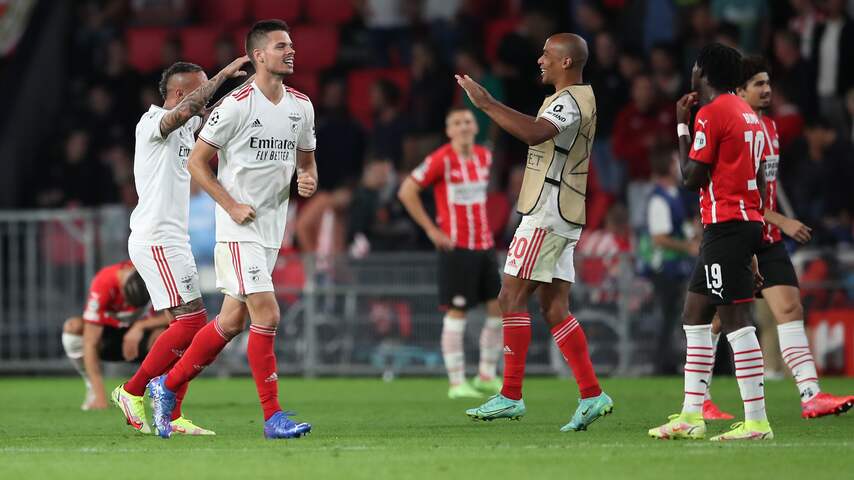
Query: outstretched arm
xmin=160 ymin=56 xmax=250 ymax=137
xmin=456 ymin=75 xmax=557 ymax=146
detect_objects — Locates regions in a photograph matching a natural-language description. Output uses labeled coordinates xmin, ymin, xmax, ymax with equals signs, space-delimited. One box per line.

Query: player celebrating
xmin=62 ymin=261 xmax=164 ymax=411
xmin=457 ymin=33 xmax=613 ymax=432
xmin=148 ymin=20 xmax=318 ymax=440
xmin=701 ymin=56 xmax=854 ymax=420
xmin=398 ymin=107 xmax=503 ymax=399
xmin=111 ymin=56 xmax=250 ymax=435
xmin=649 ymin=43 xmax=773 ymax=441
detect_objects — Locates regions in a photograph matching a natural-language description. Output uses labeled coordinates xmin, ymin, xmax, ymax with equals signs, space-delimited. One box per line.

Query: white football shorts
xmin=128 ymin=242 xmax=201 ymax=311
xmin=214 ymin=241 xmax=279 ymax=302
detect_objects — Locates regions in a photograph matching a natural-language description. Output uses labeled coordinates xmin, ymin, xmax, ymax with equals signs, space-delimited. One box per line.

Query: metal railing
xmin=1 ymin=207 xmax=851 ymax=378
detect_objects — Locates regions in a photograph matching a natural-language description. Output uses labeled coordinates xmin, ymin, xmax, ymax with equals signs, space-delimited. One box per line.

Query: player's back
xmin=198 ymin=82 xmax=316 ymax=249
xmin=129 ymin=106 xmax=201 ymax=246
xmin=82 ymin=261 xmax=146 ymax=328
xmin=690 ymin=93 xmax=764 ymax=225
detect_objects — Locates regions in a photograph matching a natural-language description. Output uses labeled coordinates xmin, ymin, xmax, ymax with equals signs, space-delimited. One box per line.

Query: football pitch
xmin=1 ymin=377 xmax=852 ymax=480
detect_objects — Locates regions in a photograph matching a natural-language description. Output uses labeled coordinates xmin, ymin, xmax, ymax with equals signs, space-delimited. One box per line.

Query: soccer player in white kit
xmin=149 ymin=20 xmax=318 ymax=440
xmin=111 ymin=56 xmax=251 ymax=435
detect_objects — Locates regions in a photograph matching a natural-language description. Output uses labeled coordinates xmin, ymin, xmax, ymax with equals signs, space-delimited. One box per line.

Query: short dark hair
xmin=446 ymin=106 xmax=474 ymax=119
xmin=123 ymin=270 xmax=151 ymax=308
xmin=696 ymin=42 xmax=743 ymax=93
xmin=158 ymin=62 xmax=203 ymax=99
xmin=741 ymin=55 xmax=770 ymax=86
xmin=246 ymin=19 xmax=290 ymax=60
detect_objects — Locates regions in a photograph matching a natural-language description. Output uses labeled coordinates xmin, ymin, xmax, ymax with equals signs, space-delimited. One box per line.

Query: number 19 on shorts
xmin=704 ymin=263 xmax=723 ymax=289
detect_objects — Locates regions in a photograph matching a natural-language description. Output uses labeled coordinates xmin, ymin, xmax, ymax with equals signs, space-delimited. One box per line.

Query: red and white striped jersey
xmin=689 ymin=94 xmax=764 ymax=225
xmin=410 ymin=143 xmax=494 ymax=250
xmin=759 ymin=115 xmax=782 ymax=244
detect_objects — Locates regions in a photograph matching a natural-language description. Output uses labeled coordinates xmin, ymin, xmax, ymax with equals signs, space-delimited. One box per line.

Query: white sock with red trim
xmin=703 ymin=331 xmax=721 ymax=402
xmin=478 ymin=316 xmax=502 ymax=380
xmin=681 ymin=325 xmax=714 ymax=415
xmin=441 ymin=315 xmax=466 ymax=386
xmin=777 ymin=320 xmax=820 ymax=402
xmin=728 ymin=326 xmax=767 ymax=422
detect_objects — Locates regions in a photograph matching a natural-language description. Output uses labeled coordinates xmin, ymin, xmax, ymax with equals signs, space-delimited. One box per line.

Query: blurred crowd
xmin=22 ymin=0 xmax=854 ymax=264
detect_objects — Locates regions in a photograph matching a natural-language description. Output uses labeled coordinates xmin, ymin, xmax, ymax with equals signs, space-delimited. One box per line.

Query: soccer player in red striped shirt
xmin=398 ymin=108 xmax=503 ymax=400
xmin=649 ymin=43 xmax=774 ymax=441
xmin=701 ymin=56 xmax=853 ymax=420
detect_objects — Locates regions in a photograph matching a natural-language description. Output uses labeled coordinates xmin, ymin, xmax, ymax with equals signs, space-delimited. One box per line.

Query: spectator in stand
xmin=316 ymin=76 xmax=366 ymax=191
xmin=785 ymin=117 xmax=854 ymax=244
xmin=454 ymin=47 xmax=504 ymax=147
xmin=129 ymin=0 xmax=190 ymax=26
xmin=650 ymin=42 xmax=684 ymax=101
xmin=788 ymin=0 xmax=824 ymax=58
xmin=296 ymin=186 xmax=353 ymax=271
xmin=337 ymin=0 xmax=375 ymax=69
xmin=617 ymin=47 xmax=645 ymax=83
xmin=36 ymin=130 xmax=115 ymax=207
xmin=573 ymin=1 xmax=608 ymax=43
xmin=681 ymin=4 xmax=718 ymax=74
xmin=811 ymin=0 xmax=854 ymax=133
xmin=772 ymin=30 xmax=818 ymax=119
xmin=588 ymin=30 xmax=627 ymax=195
xmin=710 ymin=0 xmax=769 ymax=53
xmin=638 ymin=150 xmax=698 ymax=374
xmin=408 ymin=40 xmax=453 ymax=137
xmin=612 ymin=74 xmax=675 ymax=183
xmin=100 ymin=143 xmax=133 ymax=207
xmin=369 ymin=79 xmax=409 ymax=169
xmin=213 ymin=35 xmax=251 ymax=101
xmin=80 ymin=84 xmax=129 ymax=154
xmin=715 ymin=21 xmax=742 ymax=50
xmin=96 ymin=38 xmax=143 ymax=122
xmin=348 ymin=158 xmax=422 ymax=253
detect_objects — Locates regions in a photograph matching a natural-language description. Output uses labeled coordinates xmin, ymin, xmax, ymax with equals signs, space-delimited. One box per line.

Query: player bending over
xmin=457 ymin=33 xmax=613 ymax=432
xmin=398 ymin=107 xmax=504 ymax=400
xmin=111 ymin=55 xmax=250 ymax=435
xmin=62 ymin=262 xmax=165 ymax=411
xmin=148 ymin=20 xmax=318 ymax=440
xmin=649 ymin=43 xmax=773 ymax=441
xmin=700 ymin=55 xmax=853 ymax=421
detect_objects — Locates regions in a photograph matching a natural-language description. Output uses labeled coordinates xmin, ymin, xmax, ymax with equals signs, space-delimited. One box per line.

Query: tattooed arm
xmin=159 ymin=55 xmax=250 ymax=137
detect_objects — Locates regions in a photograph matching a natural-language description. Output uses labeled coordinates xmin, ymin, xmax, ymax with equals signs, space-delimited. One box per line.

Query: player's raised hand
xmin=676 ymin=92 xmax=698 ymax=125
xmin=228 ymin=203 xmax=256 ymax=225
xmin=297 ymin=172 xmax=317 ymax=198
xmin=428 ymin=227 xmax=454 ymax=251
xmin=782 ymin=218 xmax=812 ymax=244
xmin=455 ymin=74 xmax=493 ymax=109
xmin=219 ymin=55 xmax=250 ymax=79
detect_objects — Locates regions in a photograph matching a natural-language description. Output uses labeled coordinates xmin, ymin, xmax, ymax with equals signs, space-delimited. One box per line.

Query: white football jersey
xmin=129 ymin=105 xmax=202 ymax=246
xmin=199 ymin=82 xmax=316 ymax=248
xmin=519 ymin=92 xmax=583 ymax=239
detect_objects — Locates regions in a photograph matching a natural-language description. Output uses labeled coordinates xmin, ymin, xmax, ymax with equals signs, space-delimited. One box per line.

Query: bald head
xmin=548 ymin=33 xmax=588 ymax=70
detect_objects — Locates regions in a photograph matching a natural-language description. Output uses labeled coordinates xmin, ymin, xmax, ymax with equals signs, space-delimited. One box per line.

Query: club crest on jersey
xmin=288 ymin=114 xmax=301 ymax=122
xmin=693 ymin=131 xmax=706 ymax=151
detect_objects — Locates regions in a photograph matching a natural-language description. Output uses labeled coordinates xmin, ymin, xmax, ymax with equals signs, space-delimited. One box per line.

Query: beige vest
xmin=517 ymin=84 xmax=596 ymax=225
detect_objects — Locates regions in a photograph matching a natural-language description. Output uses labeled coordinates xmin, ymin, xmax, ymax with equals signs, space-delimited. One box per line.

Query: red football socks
xmin=551 ymin=315 xmax=602 ymax=399
xmin=124 ymin=309 xmax=207 ymax=396
xmin=500 ymin=312 xmax=532 ymax=401
xmin=247 ymin=324 xmax=282 ymax=420
xmin=164 ymin=316 xmax=232 ymax=392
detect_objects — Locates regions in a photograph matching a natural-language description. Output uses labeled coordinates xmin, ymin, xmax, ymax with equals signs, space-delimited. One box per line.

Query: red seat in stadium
xmin=249 ymin=0 xmax=301 ymax=22
xmin=484 ymin=17 xmax=519 ymax=62
xmin=286 ymin=72 xmax=319 ymax=100
xmin=126 ymin=27 xmax=171 ymax=73
xmin=291 ymin=25 xmax=338 ymax=72
xmin=305 ymin=0 xmax=354 ymax=25
xmin=347 ymin=68 xmax=410 ymax=128
xmin=199 ymin=0 xmax=248 ymax=26
xmin=180 ymin=26 xmax=224 ymax=69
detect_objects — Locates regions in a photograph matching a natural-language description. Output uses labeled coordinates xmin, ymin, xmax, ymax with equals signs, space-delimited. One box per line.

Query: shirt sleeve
xmin=410 ymin=154 xmax=444 ymax=187
xmin=538 ymin=93 xmax=580 ymax=134
xmin=297 ymin=99 xmax=317 ymax=152
xmin=688 ymin=105 xmax=718 ymax=165
xmin=136 ymin=109 xmax=168 ymax=143
xmin=82 ymin=273 xmax=110 ymax=325
xmin=647 ymin=196 xmax=674 ymax=236
xmin=198 ymin=98 xmax=238 ymax=149
xmin=187 ymin=115 xmax=203 ymax=134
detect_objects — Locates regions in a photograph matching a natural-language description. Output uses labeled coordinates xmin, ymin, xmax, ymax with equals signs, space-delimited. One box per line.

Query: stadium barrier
xmin=1 ymin=207 xmax=852 ymax=378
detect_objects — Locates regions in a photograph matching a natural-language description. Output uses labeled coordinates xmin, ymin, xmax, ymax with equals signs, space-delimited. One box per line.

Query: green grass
xmin=1 ymin=376 xmax=853 ymax=479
